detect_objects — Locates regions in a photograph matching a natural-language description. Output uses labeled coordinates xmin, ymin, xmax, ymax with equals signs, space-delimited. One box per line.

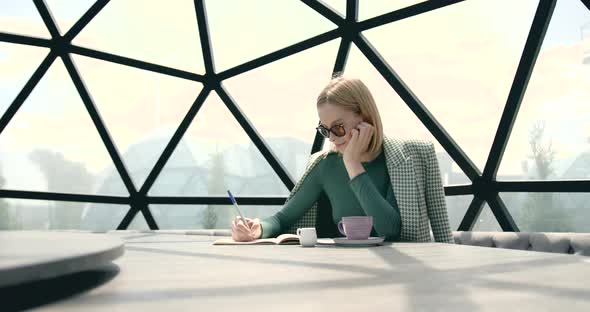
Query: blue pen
xmin=227 ymin=190 xmax=251 ymax=230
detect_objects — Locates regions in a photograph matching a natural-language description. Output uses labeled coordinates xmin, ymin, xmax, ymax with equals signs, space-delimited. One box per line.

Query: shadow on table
xmin=1 ymin=263 xmax=120 ymax=312
xmin=371 ymin=247 xmax=480 ymax=311
xmin=74 ymin=244 xmax=588 ymax=311
xmin=370 ymin=246 xmax=590 ymax=311
xmin=81 ymin=245 xmax=479 ymax=311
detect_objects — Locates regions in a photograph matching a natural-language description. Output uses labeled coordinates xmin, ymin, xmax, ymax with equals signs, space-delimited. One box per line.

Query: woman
xmin=231 ymin=76 xmax=454 ymax=243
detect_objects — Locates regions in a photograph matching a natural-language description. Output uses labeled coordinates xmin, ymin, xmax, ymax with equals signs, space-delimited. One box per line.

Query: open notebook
xmin=213 ymin=234 xmax=299 ymax=245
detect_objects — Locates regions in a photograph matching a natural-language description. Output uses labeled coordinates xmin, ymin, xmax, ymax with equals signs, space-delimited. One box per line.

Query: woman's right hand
xmin=231 ymin=217 xmax=262 ymax=242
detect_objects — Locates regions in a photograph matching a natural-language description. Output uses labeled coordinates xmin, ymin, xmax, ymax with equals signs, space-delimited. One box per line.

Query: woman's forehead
xmin=318 ymin=103 xmax=352 ymax=118
xmin=318 ymin=103 xmax=354 ymax=120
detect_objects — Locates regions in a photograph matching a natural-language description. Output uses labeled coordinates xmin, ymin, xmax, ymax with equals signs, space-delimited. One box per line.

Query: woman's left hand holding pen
xmin=231 ymin=217 xmax=262 ymax=242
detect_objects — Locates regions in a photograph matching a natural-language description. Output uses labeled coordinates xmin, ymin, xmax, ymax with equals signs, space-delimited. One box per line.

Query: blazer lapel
xmin=383 ymin=137 xmax=420 ymax=241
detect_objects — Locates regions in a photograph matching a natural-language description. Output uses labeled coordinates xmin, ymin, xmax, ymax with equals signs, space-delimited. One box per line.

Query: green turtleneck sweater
xmin=260 ymin=150 xmax=402 ymax=241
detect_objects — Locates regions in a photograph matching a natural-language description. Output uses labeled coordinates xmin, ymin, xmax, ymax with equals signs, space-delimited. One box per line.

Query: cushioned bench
xmin=452 ymin=231 xmax=590 ymax=256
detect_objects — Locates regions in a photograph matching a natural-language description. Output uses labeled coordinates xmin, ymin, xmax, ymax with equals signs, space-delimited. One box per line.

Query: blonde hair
xmin=316 ymin=76 xmax=384 ymax=155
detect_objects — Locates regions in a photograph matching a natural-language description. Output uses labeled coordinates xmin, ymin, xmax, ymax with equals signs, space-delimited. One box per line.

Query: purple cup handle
xmin=337 ymin=221 xmax=346 ymax=236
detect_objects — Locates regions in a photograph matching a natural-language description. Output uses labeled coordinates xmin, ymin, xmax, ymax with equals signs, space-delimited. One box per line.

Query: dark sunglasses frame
xmin=316 ymin=122 xmax=346 ymax=139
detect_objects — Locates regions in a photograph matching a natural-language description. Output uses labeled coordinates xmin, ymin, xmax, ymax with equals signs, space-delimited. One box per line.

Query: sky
xmin=0 ymin=0 xmax=589 ymax=196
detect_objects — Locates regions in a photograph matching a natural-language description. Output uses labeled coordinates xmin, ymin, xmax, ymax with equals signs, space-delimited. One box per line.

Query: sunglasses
xmin=316 ymin=122 xmax=346 ymax=139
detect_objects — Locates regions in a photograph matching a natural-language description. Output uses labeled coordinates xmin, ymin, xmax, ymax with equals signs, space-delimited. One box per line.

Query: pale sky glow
xmin=361 ymin=0 xmax=539 ymax=172
xmin=45 ymin=0 xmax=99 ymax=36
xmin=0 ymin=0 xmax=50 ymax=39
xmin=222 ymin=39 xmax=340 ymax=144
xmin=0 ymin=0 xmax=589 ymax=197
xmin=205 ymin=0 xmax=338 ymax=72
xmin=72 ymin=0 xmax=205 ymax=73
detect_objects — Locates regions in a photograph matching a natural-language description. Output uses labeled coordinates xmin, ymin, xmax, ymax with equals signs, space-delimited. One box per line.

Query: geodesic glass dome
xmin=1 ymin=0 xmax=589 ymax=233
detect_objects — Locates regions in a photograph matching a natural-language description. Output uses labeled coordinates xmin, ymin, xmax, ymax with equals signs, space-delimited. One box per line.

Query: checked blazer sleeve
xmin=424 ymin=142 xmax=454 ymax=243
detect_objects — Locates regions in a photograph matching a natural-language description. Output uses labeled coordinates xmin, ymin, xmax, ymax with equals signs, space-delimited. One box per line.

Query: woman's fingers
xmin=249 ymin=218 xmax=260 ymax=227
xmin=231 ymin=217 xmax=262 ymax=241
xmin=357 ymin=122 xmax=372 ymax=139
xmin=246 ymin=217 xmax=258 ymax=227
xmin=347 ymin=128 xmax=359 ymax=150
xmin=231 ymin=224 xmax=242 ymax=241
xmin=231 ymin=218 xmax=254 ymax=242
xmin=235 ymin=219 xmax=255 ymax=234
xmin=351 ymin=127 xmax=359 ymax=139
xmin=232 ymin=227 xmax=252 ymax=241
xmin=249 ymin=223 xmax=261 ymax=239
xmin=356 ymin=122 xmax=373 ymax=148
xmin=235 ymin=217 xmax=246 ymax=226
xmin=234 ymin=218 xmax=254 ymax=239
xmin=235 ymin=222 xmax=250 ymax=233
xmin=236 ymin=219 xmax=252 ymax=231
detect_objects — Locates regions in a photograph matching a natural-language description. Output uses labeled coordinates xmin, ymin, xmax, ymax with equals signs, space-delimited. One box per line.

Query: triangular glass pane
xmin=0 ymin=197 xmax=22 ymax=230
xmin=152 ymin=204 xmax=282 ymax=230
xmin=359 ymin=0 xmax=426 ymax=21
xmin=0 ymin=58 xmax=128 ymax=196
xmin=342 ymin=45 xmax=470 ymax=185
xmin=0 ymin=1 xmax=51 ymax=38
xmin=46 ymin=0 xmax=96 ymax=35
xmin=472 ymin=203 xmax=502 ymax=232
xmin=151 ymin=204 xmax=206 ymax=229
xmin=223 ymin=39 xmax=340 ymax=180
xmin=72 ymin=55 xmax=203 ymax=188
xmin=127 ymin=211 xmax=150 ymax=230
xmin=321 ymin=0 xmax=346 ymax=17
xmin=445 ymin=195 xmax=473 ymax=231
xmin=80 ymin=203 xmax=130 ymax=232
xmin=150 ymin=92 xmax=290 ymax=196
xmin=501 ymin=192 xmax=587 ymax=232
xmin=0 ymin=198 xmax=128 ymax=231
xmin=499 ymin=0 xmax=590 ymax=180
xmin=363 ymin=0 xmax=538 ymax=171
xmin=0 ymin=43 xmax=49 ymax=118
xmin=205 ymin=0 xmax=337 ymax=71
xmin=73 ymin=0 xmax=205 ymax=73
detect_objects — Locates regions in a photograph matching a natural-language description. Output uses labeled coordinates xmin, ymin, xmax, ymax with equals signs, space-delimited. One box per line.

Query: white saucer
xmin=330 ymin=237 xmax=385 ymax=246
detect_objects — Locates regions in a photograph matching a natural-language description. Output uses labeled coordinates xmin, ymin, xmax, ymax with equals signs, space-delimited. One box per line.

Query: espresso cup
xmin=338 ymin=216 xmax=373 ymax=240
xmin=296 ymin=228 xmax=317 ymax=247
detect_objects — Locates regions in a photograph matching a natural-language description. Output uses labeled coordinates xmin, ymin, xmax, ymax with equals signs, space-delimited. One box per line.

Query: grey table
xmin=15 ymin=232 xmax=590 ymax=311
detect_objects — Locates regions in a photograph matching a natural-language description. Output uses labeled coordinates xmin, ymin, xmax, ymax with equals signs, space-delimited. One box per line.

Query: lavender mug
xmin=337 ymin=216 xmax=373 ymax=240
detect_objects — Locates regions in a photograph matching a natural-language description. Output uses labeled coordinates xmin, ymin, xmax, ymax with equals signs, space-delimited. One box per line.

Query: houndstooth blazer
xmin=285 ymin=136 xmax=454 ymax=243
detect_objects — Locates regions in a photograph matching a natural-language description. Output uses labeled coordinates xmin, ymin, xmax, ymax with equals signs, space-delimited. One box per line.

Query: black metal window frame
xmin=1 ymin=0 xmax=589 ymax=231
